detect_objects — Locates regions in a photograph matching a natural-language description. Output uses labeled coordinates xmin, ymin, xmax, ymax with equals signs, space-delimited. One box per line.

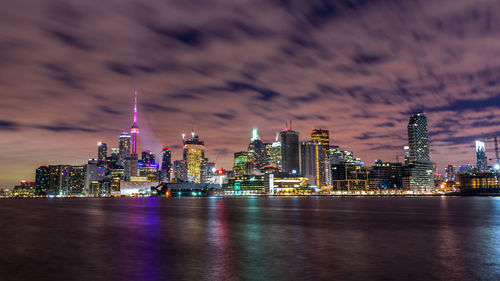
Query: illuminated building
xmin=280 ymin=128 xmax=300 ymax=174
xmin=248 ymin=128 xmax=267 ymax=169
xmin=84 ymin=159 xmax=105 ymax=196
xmin=225 ymin=175 xmax=265 ymax=195
xmin=457 ymin=173 xmax=499 ymax=191
xmin=264 ymin=173 xmax=310 ymax=195
xmin=201 ymin=161 xmax=216 ymax=183
xmin=142 ymin=150 xmax=155 ymax=164
xmin=119 ymin=132 xmax=131 ymax=166
xmin=476 ymin=140 xmax=487 ymax=171
xmin=119 ymin=178 xmax=158 ymax=196
xmin=369 ymin=160 xmax=403 ymax=189
xmin=67 ymin=165 xmax=85 ymax=195
xmin=35 ymin=165 xmax=50 ymax=195
xmin=403 ymin=146 xmax=410 ymax=165
xmin=138 ymin=162 xmax=159 ymax=182
xmin=408 ymin=113 xmax=430 ymax=163
xmin=130 ymin=90 xmax=140 ymax=155
xmin=183 ymin=134 xmax=205 ymax=183
xmin=173 ymin=159 xmax=188 ymax=182
xmin=404 ymin=113 xmax=434 ymax=193
xmin=233 ymin=151 xmax=250 ymax=176
xmin=445 ymin=164 xmax=455 ymax=182
xmin=265 ymin=142 xmax=281 ymax=169
xmin=300 ymin=141 xmax=326 ymax=187
xmin=13 ymin=181 xmax=36 ymax=197
xmin=331 ymin=163 xmax=369 ymax=192
xmin=161 ymin=147 xmax=172 ymax=182
xmin=109 ymin=148 xmax=120 ymax=165
xmin=311 ymin=129 xmax=329 ymax=153
xmin=97 ymin=142 xmax=107 ymax=163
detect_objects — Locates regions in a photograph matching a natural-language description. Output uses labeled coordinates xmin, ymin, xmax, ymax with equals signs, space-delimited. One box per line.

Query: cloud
xmin=0 ymin=120 xmax=20 ymax=131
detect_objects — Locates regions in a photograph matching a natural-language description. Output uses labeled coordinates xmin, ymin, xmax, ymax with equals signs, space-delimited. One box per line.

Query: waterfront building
xmin=13 ymin=181 xmax=36 ymax=197
xmin=223 ymin=175 xmax=265 ymax=195
xmin=331 ymin=163 xmax=369 ymax=192
xmin=369 ymin=160 xmax=403 ymax=189
xmin=408 ymin=113 xmax=430 ymax=163
xmin=183 ymin=134 xmax=205 ymax=183
xmin=280 ymin=128 xmax=300 ymax=174
xmin=457 ymin=172 xmax=499 ymax=191
xmin=264 ymin=173 xmax=310 ymax=195
xmin=300 ymin=141 xmax=326 ymax=187
xmin=84 ymin=159 xmax=105 ymax=195
xmin=35 ymin=165 xmax=50 ymax=195
xmin=405 ymin=113 xmax=434 ymax=193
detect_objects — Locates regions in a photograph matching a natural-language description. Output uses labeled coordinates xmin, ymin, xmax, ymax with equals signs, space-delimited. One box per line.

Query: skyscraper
xmin=183 ymin=133 xmax=205 ymax=183
xmin=405 ymin=113 xmax=433 ymax=193
xmin=35 ymin=165 xmax=50 ymax=195
xmin=248 ymin=128 xmax=267 ymax=169
xmin=311 ymin=129 xmax=329 ymax=153
xmin=161 ymin=147 xmax=172 ymax=182
xmin=408 ymin=113 xmax=430 ymax=163
xmin=475 ymin=140 xmax=487 ymax=171
xmin=301 ymin=141 xmax=326 ymax=187
xmin=265 ymin=142 xmax=281 ymax=169
xmin=280 ymin=129 xmax=300 ymax=174
xmin=97 ymin=142 xmax=107 ymax=163
xmin=119 ymin=132 xmax=131 ymax=166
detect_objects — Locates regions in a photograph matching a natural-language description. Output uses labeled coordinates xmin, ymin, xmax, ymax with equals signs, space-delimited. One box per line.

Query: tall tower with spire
xmin=130 ymin=90 xmax=140 ymax=155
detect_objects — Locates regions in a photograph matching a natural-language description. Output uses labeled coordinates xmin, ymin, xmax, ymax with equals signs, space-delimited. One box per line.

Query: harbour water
xmin=1 ymin=197 xmax=500 ymax=281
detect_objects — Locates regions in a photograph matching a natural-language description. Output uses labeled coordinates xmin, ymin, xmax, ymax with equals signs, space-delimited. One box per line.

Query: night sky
xmin=1 ymin=0 xmax=500 ymax=187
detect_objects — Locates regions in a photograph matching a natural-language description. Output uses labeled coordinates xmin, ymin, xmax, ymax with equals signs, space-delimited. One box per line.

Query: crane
xmin=486 ymin=131 xmax=499 ymax=165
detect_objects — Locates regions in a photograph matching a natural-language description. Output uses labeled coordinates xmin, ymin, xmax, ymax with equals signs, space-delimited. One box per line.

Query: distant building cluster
xmin=5 ymin=91 xmax=499 ymax=198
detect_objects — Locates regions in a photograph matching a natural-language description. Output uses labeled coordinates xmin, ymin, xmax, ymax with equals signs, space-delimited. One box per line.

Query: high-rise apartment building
xmin=405 ymin=113 xmax=434 ymax=193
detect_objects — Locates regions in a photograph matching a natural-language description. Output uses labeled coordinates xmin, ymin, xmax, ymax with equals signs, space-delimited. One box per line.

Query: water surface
xmin=1 ymin=197 xmax=499 ymax=280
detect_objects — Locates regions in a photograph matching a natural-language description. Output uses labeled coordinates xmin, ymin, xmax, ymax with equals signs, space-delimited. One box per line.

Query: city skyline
xmin=1 ymin=0 xmax=500 ymax=187
xmin=2 ymin=91 xmax=498 ymax=188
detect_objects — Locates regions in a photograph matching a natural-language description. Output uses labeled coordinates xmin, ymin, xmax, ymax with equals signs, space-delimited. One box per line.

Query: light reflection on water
xmin=1 ymin=197 xmax=500 ymax=280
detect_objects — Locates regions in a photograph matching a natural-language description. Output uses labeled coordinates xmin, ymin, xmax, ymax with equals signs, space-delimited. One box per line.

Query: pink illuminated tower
xmin=130 ymin=90 xmax=140 ymax=155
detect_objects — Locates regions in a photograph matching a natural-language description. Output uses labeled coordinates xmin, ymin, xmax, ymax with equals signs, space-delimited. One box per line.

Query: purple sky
xmin=1 ymin=0 xmax=500 ymax=187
